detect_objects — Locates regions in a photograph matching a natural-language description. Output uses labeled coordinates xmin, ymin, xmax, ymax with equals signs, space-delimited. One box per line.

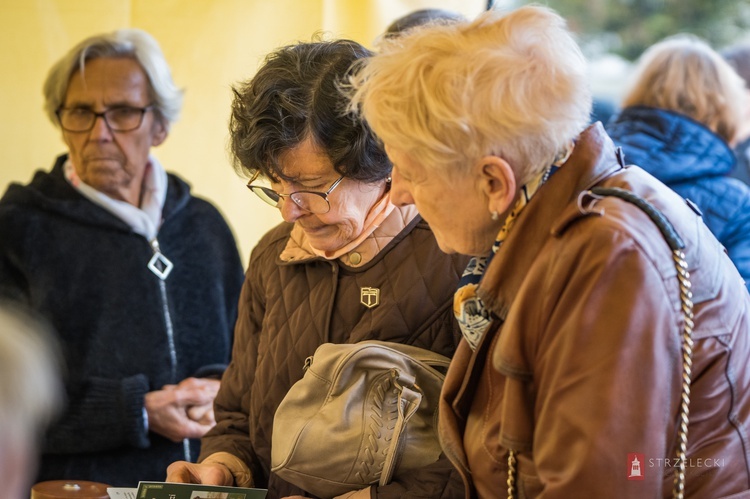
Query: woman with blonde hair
xmin=350 ymin=5 xmax=750 ymax=497
xmin=607 ymin=35 xmax=750 ymax=291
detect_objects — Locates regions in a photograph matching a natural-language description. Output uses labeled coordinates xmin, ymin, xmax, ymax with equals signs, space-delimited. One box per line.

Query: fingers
xmin=144 ymin=379 xmax=221 ymax=441
xmin=170 ymin=378 xmax=220 ymax=408
xmin=187 ymin=404 xmax=215 ymax=426
xmin=165 ymin=461 xmax=234 ymax=486
xmin=176 ymin=377 xmax=221 ymax=394
xmin=165 ymin=461 xmax=199 ymax=483
xmin=145 ymin=390 xmax=213 ymax=441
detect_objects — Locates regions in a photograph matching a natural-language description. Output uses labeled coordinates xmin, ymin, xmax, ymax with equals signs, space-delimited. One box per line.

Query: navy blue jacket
xmin=0 ymin=155 xmax=244 ymax=486
xmin=607 ymin=106 xmax=750 ymax=291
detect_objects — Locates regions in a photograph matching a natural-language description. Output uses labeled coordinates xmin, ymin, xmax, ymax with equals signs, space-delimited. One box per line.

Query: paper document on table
xmin=107 ymin=488 xmax=137 ymax=499
xmin=128 ymin=481 xmax=268 ymax=499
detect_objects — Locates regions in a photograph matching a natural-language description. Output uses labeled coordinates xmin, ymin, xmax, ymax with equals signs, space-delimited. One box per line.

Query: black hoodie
xmin=0 ymin=154 xmax=244 ymax=486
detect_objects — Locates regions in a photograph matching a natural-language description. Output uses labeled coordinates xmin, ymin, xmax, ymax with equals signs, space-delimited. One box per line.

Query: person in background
xmin=606 ymin=34 xmax=750 ymax=292
xmin=0 ymin=304 xmax=63 ymax=499
xmin=721 ymin=42 xmax=750 ymax=185
xmin=590 ymin=96 xmax=618 ymax=126
xmin=381 ymin=8 xmax=466 ymax=39
xmin=166 ymin=39 xmax=468 ymax=498
xmin=350 ymin=5 xmax=750 ymax=497
xmin=0 ymin=29 xmax=244 ymax=486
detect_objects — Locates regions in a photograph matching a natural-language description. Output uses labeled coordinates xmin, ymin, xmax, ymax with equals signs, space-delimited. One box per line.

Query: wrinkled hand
xmin=166 ymin=460 xmax=233 ymax=485
xmin=282 ymin=489 xmax=370 ymax=499
xmin=184 ymin=378 xmax=220 ymax=426
xmin=145 ymin=377 xmax=220 ymax=442
xmin=187 ymin=402 xmax=215 ymax=426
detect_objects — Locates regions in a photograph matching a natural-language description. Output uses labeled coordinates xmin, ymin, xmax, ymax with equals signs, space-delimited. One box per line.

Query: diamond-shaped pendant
xmin=148 ymin=251 xmax=174 ymax=280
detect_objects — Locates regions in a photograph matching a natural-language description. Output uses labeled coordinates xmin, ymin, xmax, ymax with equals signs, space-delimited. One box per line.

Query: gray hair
xmin=43 ymin=28 xmax=183 ymax=130
xmin=383 ymin=8 xmax=467 ymax=38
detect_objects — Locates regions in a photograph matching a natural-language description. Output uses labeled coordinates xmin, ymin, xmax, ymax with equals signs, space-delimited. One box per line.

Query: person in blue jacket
xmin=722 ymin=42 xmax=750 ymax=185
xmin=0 ymin=29 xmax=244 ymax=486
xmin=607 ymin=34 xmax=750 ymax=292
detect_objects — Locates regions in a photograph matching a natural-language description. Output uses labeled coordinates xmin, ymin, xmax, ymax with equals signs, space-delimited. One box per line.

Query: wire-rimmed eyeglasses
xmin=246 ymin=172 xmax=345 ymax=214
xmin=56 ymin=105 xmax=154 ymax=132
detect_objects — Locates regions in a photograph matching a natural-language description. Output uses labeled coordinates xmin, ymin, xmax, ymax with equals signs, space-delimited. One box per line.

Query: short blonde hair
xmin=622 ymin=35 xmax=745 ymax=143
xmin=349 ymin=5 xmax=592 ymax=184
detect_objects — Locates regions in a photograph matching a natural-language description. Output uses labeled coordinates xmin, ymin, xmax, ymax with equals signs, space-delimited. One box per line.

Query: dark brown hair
xmin=230 ymin=39 xmax=390 ymax=183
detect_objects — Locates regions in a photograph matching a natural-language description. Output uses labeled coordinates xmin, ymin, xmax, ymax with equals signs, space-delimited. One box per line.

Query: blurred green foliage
xmin=495 ymin=0 xmax=750 ymax=60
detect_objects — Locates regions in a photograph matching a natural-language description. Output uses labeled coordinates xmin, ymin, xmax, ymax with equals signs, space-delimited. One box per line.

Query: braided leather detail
xmin=355 ymin=370 xmax=400 ymax=484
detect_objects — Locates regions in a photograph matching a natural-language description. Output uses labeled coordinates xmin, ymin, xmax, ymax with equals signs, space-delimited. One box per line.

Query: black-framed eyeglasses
xmin=56 ymin=105 xmax=154 ymax=132
xmin=246 ymin=172 xmax=345 ymax=214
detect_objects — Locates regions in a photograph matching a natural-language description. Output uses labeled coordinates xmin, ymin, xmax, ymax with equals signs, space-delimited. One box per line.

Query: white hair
xmin=43 ymin=28 xmax=184 ymax=130
xmin=349 ymin=5 xmax=592 ymax=184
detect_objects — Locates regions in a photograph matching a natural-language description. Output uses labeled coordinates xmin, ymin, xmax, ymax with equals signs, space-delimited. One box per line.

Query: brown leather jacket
xmin=200 ymin=206 xmax=470 ymax=499
xmin=439 ymin=124 xmax=750 ymax=498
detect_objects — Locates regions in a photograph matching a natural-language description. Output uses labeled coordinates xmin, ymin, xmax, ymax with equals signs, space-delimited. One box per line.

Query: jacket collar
xmin=279 ymin=204 xmax=420 ymax=268
xmin=476 ymin=123 xmax=623 ymax=318
xmin=0 ymin=154 xmax=192 ymax=234
xmin=606 ymin=106 xmax=736 ymax=182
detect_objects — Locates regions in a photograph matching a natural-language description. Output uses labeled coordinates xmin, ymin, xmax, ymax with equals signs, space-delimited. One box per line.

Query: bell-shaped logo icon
xmin=627 ymin=453 xmax=645 ymax=481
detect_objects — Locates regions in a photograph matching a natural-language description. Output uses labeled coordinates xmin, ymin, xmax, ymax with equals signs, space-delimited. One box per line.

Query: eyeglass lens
xmin=249 ymin=186 xmax=331 ymax=214
xmin=58 ymin=107 xmax=149 ymax=132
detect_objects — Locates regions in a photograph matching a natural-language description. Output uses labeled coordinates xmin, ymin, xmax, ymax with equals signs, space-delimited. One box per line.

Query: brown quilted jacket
xmin=200 ymin=206 xmax=470 ymax=498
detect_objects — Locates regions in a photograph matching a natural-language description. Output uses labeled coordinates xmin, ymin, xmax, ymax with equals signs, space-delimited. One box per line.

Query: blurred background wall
xmin=4 ymin=0 xmax=748 ymax=261
xmin=0 ymin=0 xmax=486 ymax=262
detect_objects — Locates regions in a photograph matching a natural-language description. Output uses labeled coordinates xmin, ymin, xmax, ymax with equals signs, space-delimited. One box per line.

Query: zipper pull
xmin=147 ymin=238 xmax=174 ymax=280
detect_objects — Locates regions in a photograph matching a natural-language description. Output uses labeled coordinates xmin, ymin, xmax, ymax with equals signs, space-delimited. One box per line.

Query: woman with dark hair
xmin=166 ymin=39 xmax=467 ymax=498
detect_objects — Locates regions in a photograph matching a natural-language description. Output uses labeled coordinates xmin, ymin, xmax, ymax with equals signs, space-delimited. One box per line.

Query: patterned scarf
xmin=454 ymin=146 xmax=573 ymax=350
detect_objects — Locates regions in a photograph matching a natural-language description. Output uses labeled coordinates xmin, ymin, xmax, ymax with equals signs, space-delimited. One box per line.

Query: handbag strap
xmin=590 ymin=187 xmax=695 ymax=499
xmin=359 ymin=340 xmax=452 ymax=371
xmin=379 ymin=370 xmax=423 ymax=486
xmin=506 ymin=187 xmax=695 ymax=499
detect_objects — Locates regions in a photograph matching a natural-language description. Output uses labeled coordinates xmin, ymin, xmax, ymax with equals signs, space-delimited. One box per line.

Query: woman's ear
xmin=151 ymin=119 xmax=169 ymax=147
xmin=478 ymin=155 xmax=516 ymax=216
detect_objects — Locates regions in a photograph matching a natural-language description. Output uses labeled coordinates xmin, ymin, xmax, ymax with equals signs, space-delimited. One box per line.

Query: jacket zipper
xmin=149 ymin=238 xmax=189 ymax=461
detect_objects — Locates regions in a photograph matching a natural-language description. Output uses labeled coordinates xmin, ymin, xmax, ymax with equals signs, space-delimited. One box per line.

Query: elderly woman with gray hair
xmin=0 ymin=29 xmax=244 ymax=486
xmin=350 ymin=5 xmax=750 ymax=498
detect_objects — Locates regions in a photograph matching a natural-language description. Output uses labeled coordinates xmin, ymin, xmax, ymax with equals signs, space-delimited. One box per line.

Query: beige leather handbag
xmin=271 ymin=340 xmax=451 ymax=498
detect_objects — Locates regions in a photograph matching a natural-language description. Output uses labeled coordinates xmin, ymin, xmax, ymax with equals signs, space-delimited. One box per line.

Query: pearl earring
xmin=491 ymin=211 xmax=499 ymax=221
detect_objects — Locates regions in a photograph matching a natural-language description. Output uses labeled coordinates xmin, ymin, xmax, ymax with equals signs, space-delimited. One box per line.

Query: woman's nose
xmin=389 ymin=174 xmax=415 ymax=207
xmin=88 ymin=114 xmax=114 ymax=140
xmin=279 ymin=197 xmax=306 ymax=223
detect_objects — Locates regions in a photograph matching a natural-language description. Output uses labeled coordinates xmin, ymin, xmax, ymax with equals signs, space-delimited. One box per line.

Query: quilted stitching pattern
xmin=210 ymin=212 xmax=469 ymax=495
